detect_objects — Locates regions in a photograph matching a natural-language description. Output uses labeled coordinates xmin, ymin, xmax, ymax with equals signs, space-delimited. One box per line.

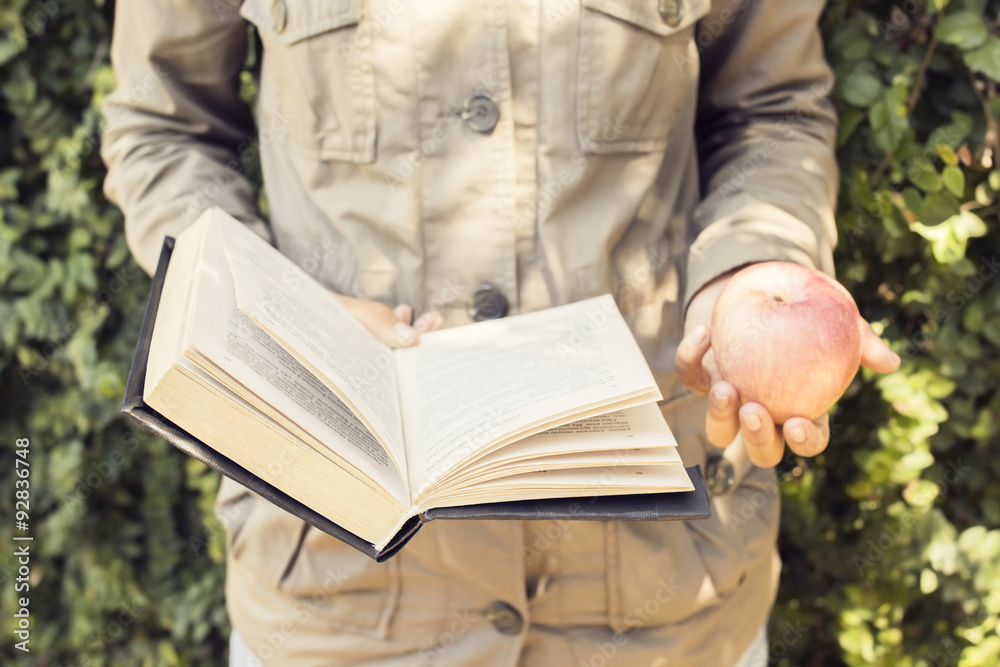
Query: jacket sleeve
xmin=684 ymin=0 xmax=839 ymax=309
xmin=100 ymin=0 xmax=272 ymax=276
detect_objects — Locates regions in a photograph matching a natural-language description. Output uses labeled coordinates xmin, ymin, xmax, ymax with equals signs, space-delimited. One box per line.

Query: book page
xmin=217 ymin=215 xmax=408 ymax=477
xmin=443 ymin=404 xmax=675 ymax=479
xmin=420 ymin=463 xmax=693 ymax=508
xmin=181 ymin=214 xmax=408 ymax=502
xmin=144 ymin=216 xmax=209 ymax=397
xmin=149 ymin=351 xmax=409 ymax=545
xmin=216 ymin=304 xmax=395 ymax=479
xmin=449 ymin=446 xmax=682 ymax=488
xmin=398 ymin=295 xmax=660 ymax=497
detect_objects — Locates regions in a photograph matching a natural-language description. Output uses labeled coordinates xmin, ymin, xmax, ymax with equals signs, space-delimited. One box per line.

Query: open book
xmin=125 ymin=208 xmax=708 ymax=559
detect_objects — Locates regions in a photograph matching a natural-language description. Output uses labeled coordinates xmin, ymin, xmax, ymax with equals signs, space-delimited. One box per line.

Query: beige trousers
xmin=230 ymin=623 xmax=770 ymax=666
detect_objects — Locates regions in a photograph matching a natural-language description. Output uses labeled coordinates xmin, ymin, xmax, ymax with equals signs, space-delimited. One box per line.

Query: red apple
xmin=710 ymin=261 xmax=864 ymax=424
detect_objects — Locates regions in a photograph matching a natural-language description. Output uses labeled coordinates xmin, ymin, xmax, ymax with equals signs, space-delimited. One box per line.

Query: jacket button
xmin=486 ymin=601 xmax=524 ymax=635
xmin=658 ymin=0 xmax=685 ymax=27
xmin=705 ymin=456 xmax=735 ymax=495
xmin=468 ymin=284 xmax=509 ymax=321
xmin=461 ymin=94 xmax=500 ymax=134
xmin=271 ymin=0 xmax=287 ymax=32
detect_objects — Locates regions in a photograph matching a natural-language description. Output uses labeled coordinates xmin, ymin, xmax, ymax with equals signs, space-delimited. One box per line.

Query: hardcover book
xmin=122 ymin=208 xmax=710 ymax=561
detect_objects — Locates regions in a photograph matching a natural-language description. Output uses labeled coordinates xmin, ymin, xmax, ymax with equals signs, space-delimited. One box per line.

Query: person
xmin=101 ymin=0 xmax=901 ymax=665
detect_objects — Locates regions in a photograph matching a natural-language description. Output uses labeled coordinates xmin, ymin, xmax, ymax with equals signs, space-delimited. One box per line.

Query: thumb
xmin=859 ymin=319 xmax=900 ymax=373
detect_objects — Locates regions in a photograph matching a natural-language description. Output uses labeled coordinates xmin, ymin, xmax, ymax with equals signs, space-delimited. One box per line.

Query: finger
xmin=387 ymin=322 xmax=419 ymax=347
xmin=355 ymin=303 xmax=418 ymax=347
xmin=782 ymin=413 xmax=829 ymax=458
xmin=705 ymin=381 xmax=741 ymax=448
xmin=739 ymin=404 xmax=784 ymax=468
xmin=336 ymin=295 xmax=419 ymax=348
xmin=356 ymin=304 xmax=420 ymax=348
xmin=356 ymin=318 xmax=419 ymax=348
xmin=859 ymin=319 xmax=901 ymax=373
xmin=675 ymin=325 xmax=712 ymax=393
xmin=413 ymin=311 xmax=444 ymax=333
xmin=393 ymin=304 xmax=414 ymax=325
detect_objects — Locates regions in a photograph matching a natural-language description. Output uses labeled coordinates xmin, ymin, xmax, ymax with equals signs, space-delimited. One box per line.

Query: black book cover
xmin=122 ymin=237 xmax=711 ymax=561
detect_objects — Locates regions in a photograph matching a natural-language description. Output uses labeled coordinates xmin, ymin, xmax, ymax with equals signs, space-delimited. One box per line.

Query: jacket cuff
xmin=683 ymin=209 xmax=833 ymax=316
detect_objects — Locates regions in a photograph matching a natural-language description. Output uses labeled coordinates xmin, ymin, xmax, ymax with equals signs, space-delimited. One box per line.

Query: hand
xmin=675 ymin=270 xmax=901 ymax=468
xmin=333 ymin=294 xmax=444 ymax=348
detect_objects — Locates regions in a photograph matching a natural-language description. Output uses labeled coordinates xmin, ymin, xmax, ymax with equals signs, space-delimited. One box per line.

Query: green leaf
xmin=928 ymin=533 xmax=960 ymax=575
xmin=8 ymin=249 xmax=47 ymax=291
xmin=920 ymin=568 xmax=940 ymax=594
xmin=975 ymin=181 xmax=995 ymax=206
xmin=935 ymin=11 xmax=990 ymax=50
xmin=983 ymin=319 xmax=1000 ymax=346
xmin=936 ymin=144 xmax=959 ymax=166
xmin=956 ymin=334 xmax=984 ymax=360
xmin=943 ymin=165 xmax=966 ymax=196
xmin=902 ymin=188 xmax=961 ymax=225
xmin=926 ymin=111 xmax=974 ymax=150
xmin=900 ymin=450 xmax=936 ymax=473
xmin=842 ymin=38 xmax=871 ymax=61
xmin=963 ymin=35 xmax=1000 ymax=81
xmin=911 ymin=211 xmax=988 ymax=264
xmin=958 ymin=526 xmax=988 ymax=553
xmin=926 ymin=374 xmax=958 ymax=399
xmin=838 ymin=108 xmax=865 ymax=146
xmin=0 ymin=30 xmax=25 ymax=66
xmin=963 ymin=300 xmax=985 ymax=332
xmin=0 ymin=168 xmax=20 ymax=200
xmin=904 ymin=479 xmax=941 ymax=507
xmin=840 ymin=68 xmax=884 ymax=107
xmin=869 ymin=85 xmax=909 ymax=154
xmin=908 ymin=161 xmax=944 ymax=193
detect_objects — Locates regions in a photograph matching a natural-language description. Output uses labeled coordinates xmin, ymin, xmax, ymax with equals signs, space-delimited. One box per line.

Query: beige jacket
xmin=102 ymin=0 xmax=838 ymax=664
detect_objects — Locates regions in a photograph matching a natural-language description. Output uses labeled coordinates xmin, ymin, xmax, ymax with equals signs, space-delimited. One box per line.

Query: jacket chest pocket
xmin=241 ymin=0 xmax=376 ymax=162
xmin=577 ymin=0 xmax=709 ymax=154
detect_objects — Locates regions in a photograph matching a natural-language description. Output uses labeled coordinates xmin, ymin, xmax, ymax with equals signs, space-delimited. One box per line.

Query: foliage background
xmin=0 ymin=0 xmax=997 ymax=664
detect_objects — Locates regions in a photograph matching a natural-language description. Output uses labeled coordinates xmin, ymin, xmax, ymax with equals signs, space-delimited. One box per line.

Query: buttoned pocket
xmin=240 ymin=0 xmax=376 ymax=162
xmin=228 ymin=495 xmax=400 ymax=637
xmin=608 ymin=400 xmax=727 ymax=629
xmin=608 ymin=399 xmax=778 ymax=631
xmin=277 ymin=525 xmax=401 ymax=638
xmin=227 ymin=495 xmax=311 ymax=593
xmin=577 ymin=0 xmax=709 ymax=154
xmin=610 ymin=521 xmax=722 ymax=629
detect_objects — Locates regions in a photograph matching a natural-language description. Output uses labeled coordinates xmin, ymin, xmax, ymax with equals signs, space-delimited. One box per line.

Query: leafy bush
xmin=0 ymin=1 xmax=231 ymax=664
xmin=773 ymin=1 xmax=1000 ymax=665
xmin=0 ymin=0 xmax=996 ymax=665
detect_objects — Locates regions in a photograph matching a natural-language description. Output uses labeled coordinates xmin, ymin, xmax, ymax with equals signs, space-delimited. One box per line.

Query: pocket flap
xmin=581 ymin=0 xmax=710 ymax=36
xmin=241 ymin=0 xmax=362 ymax=45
